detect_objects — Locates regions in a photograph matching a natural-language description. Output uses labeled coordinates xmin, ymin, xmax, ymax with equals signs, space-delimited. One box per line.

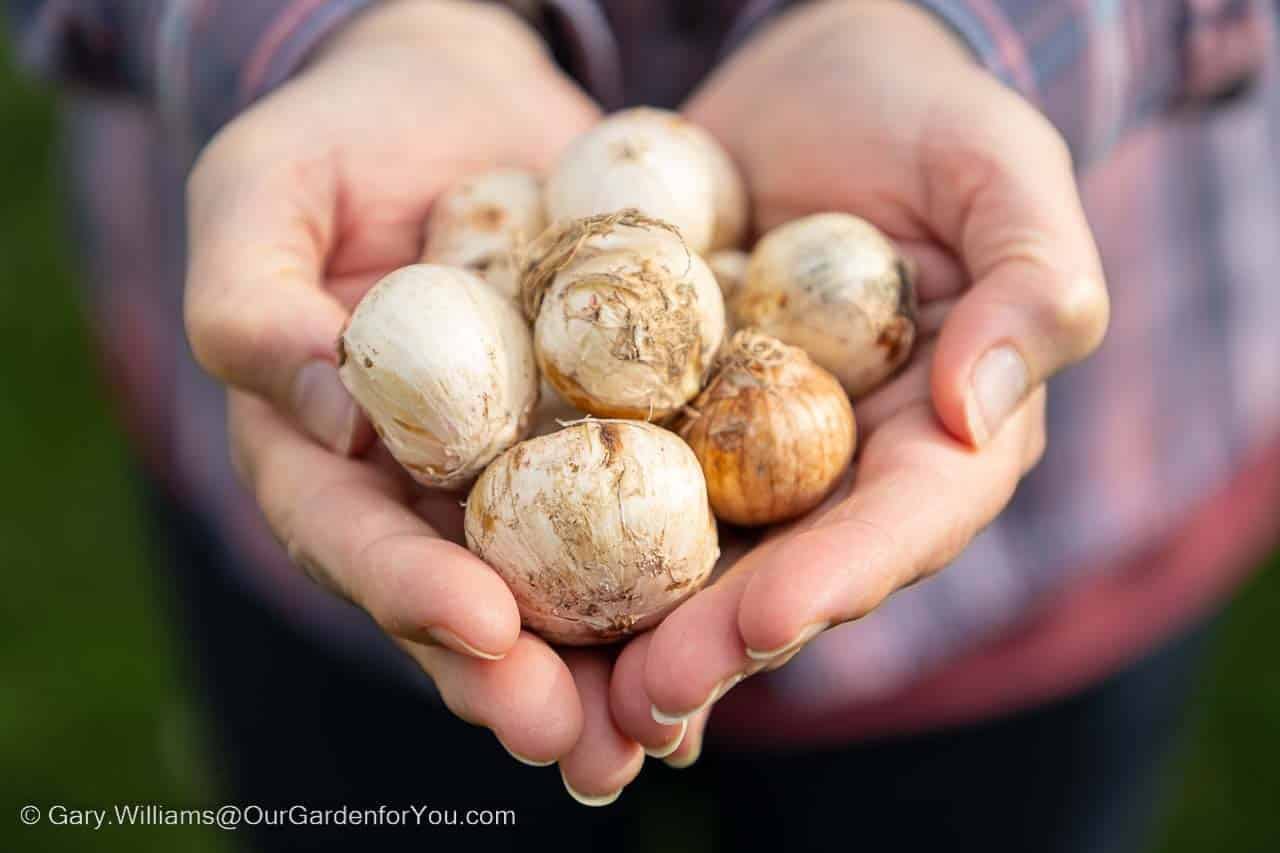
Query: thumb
xmin=924 ymin=92 xmax=1110 ymax=447
xmin=184 ymin=143 xmax=371 ymax=455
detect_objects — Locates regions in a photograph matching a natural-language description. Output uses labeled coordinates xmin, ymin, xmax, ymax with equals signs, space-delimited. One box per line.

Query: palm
xmin=616 ymin=1 xmax=1092 ymax=734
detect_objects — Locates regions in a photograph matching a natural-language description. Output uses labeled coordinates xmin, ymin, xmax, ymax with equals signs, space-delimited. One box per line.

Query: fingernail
xmin=644 ymin=720 xmax=688 ymax=759
xmin=746 ymin=649 xmax=802 ymax=676
xmin=560 ymin=767 xmax=622 ymax=807
xmin=427 ymin=626 xmax=505 ymax=661
xmin=650 ymin=673 xmax=744 ymax=726
xmin=967 ymin=345 xmax=1029 ymax=446
xmin=650 ymin=704 xmax=695 ymax=727
xmin=763 ymin=646 xmax=805 ymax=673
xmin=745 ymin=621 xmax=830 ymax=661
xmin=664 ymin=745 xmax=702 ymax=770
xmin=498 ymin=739 xmax=555 ymax=768
xmin=293 ymin=360 xmax=360 ymax=454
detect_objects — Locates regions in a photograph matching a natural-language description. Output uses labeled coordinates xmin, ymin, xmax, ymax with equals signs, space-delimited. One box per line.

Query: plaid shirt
xmin=8 ymin=0 xmax=1280 ymax=738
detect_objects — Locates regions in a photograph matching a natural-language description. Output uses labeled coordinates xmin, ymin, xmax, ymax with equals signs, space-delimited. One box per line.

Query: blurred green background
xmin=1 ymin=37 xmax=1278 ymax=853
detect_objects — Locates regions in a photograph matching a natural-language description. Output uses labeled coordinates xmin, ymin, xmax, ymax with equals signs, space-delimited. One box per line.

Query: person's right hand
xmin=184 ymin=0 xmax=644 ymax=799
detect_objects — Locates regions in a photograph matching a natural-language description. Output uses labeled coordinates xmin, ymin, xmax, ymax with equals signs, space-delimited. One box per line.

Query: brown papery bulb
xmin=520 ymin=210 xmax=725 ymax=421
xmin=732 ymin=213 xmax=917 ymax=398
xmin=464 ymin=419 xmax=719 ymax=645
xmin=674 ymin=330 xmax=856 ymax=526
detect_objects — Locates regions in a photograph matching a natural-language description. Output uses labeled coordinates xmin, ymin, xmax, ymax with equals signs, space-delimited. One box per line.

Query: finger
xmin=644 ymin=567 xmax=754 ymax=724
xmin=610 ymin=632 xmax=689 ymax=757
xmin=921 ymin=89 xmax=1109 ymax=447
xmin=1020 ymin=385 xmax=1049 ymax=474
xmin=895 ymin=240 xmax=966 ymax=303
xmin=229 ymin=392 xmax=520 ymax=659
xmin=737 ymin=390 xmax=1043 ymax=659
xmin=185 ymin=133 xmax=371 ymax=455
xmin=399 ymin=633 xmax=583 ymax=766
xmin=662 ymin=707 xmax=711 ymax=770
xmin=558 ymin=652 xmax=645 ymax=806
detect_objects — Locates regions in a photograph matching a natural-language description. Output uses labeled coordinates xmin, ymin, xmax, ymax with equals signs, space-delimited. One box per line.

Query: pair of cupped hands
xmin=185 ymin=0 xmax=1109 ymax=803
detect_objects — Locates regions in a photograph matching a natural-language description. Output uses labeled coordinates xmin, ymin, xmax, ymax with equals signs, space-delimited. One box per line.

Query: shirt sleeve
xmin=5 ymin=0 xmax=379 ymax=147
xmin=910 ymin=0 xmax=1275 ymax=165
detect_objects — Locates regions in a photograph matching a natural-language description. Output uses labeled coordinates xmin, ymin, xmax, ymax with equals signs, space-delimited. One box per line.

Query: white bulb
xmin=521 ymin=211 xmax=725 ymax=420
xmin=339 ymin=264 xmax=538 ymax=489
xmin=465 ymin=419 xmax=719 ymax=644
xmin=421 ymin=168 xmax=546 ymax=302
xmin=734 ymin=213 xmax=917 ymax=398
xmin=546 ymin=108 xmax=719 ymax=253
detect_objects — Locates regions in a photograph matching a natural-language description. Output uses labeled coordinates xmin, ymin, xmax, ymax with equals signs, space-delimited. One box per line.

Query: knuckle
xmin=185 ymin=283 xmax=277 ymax=390
xmin=1031 ymin=115 xmax=1073 ymax=172
xmin=187 ymin=120 xmax=257 ymax=213
xmin=183 ymin=287 xmax=228 ymax=379
xmin=1046 ymin=272 xmax=1111 ymax=359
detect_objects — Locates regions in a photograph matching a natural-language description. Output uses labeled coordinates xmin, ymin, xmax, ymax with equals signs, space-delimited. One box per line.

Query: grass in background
xmin=0 ymin=36 xmax=1276 ymax=853
xmin=0 ymin=41 xmax=230 ymax=853
xmin=1150 ymin=561 xmax=1280 ymax=852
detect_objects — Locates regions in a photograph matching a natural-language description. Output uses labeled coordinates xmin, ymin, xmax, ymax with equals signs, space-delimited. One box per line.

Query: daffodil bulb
xmin=521 ymin=210 xmax=726 ymax=420
xmin=731 ymin=213 xmax=917 ymax=398
xmin=545 ymin=108 xmax=746 ymax=254
xmin=420 ymin=169 xmax=546 ymax=302
xmin=338 ymin=264 xmax=538 ymax=489
xmin=675 ymin=330 xmax=856 ymax=526
xmin=464 ymin=419 xmax=719 ymax=644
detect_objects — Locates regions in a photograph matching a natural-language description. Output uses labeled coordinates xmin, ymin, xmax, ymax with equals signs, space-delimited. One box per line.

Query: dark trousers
xmin=155 ymin=491 xmax=1213 ymax=853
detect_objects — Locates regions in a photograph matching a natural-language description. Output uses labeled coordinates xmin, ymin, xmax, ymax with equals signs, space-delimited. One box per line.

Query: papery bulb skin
xmin=674 ymin=330 xmax=856 ymax=526
xmin=339 ymin=264 xmax=538 ymax=489
xmin=464 ymin=419 xmax=720 ymax=644
xmin=421 ymin=169 xmax=546 ymax=302
xmin=733 ymin=213 xmax=917 ymax=398
xmin=521 ymin=210 xmax=725 ymax=421
xmin=545 ymin=108 xmax=740 ymax=254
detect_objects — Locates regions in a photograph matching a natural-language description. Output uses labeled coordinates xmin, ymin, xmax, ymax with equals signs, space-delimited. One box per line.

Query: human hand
xmin=184 ymin=0 xmax=643 ymax=795
xmin=608 ymin=0 xmax=1111 ymax=761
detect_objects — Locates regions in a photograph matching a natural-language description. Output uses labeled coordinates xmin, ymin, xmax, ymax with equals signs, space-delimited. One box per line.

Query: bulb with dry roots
xmin=521 ymin=210 xmax=726 ymax=421
xmin=338 ymin=264 xmax=538 ymax=490
xmin=420 ymin=169 xmax=546 ymax=302
xmin=731 ymin=213 xmax=917 ymax=398
xmin=545 ymin=107 xmax=746 ymax=254
xmin=674 ymin=330 xmax=856 ymax=526
xmin=464 ymin=419 xmax=720 ymax=645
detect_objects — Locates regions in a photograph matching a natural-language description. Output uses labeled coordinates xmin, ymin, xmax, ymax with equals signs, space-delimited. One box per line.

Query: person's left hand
xmin=599 ymin=0 xmax=1111 ymax=768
